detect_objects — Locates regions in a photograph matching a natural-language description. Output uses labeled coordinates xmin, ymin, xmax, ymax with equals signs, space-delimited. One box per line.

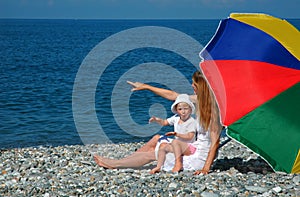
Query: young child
xmin=149 ymin=94 xmax=197 ymax=174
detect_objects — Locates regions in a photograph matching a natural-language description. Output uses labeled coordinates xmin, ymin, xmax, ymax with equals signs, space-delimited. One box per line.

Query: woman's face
xmin=192 ymin=81 xmax=198 ymax=94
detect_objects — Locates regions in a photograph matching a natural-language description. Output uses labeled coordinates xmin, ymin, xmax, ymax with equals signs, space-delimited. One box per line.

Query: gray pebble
xmin=293 ymin=175 xmax=300 ymax=184
xmin=0 ymin=141 xmax=298 ymax=196
xmin=168 ymin=182 xmax=178 ymax=190
xmin=272 ymin=186 xmax=282 ymax=193
xmin=245 ymin=185 xmax=269 ymax=193
xmin=201 ymin=191 xmax=219 ymax=197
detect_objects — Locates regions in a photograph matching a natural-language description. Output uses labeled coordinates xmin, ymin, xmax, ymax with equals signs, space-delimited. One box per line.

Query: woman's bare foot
xmin=94 ymin=154 xmax=114 ymax=169
xmin=150 ymin=167 xmax=161 ymax=174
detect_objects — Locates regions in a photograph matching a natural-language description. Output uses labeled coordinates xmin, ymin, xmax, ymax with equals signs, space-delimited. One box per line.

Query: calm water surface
xmin=0 ymin=19 xmax=299 ymax=148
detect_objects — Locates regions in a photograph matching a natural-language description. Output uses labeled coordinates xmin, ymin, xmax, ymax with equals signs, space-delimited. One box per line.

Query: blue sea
xmin=1 ymin=19 xmax=299 ymax=149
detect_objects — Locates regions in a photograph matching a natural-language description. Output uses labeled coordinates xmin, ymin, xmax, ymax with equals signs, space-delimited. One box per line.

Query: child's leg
xmin=171 ymin=139 xmax=191 ymax=172
xmin=150 ymin=143 xmax=172 ymax=174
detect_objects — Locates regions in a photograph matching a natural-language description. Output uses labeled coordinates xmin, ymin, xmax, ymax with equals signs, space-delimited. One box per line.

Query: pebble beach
xmin=1 ymin=139 xmax=299 ymax=197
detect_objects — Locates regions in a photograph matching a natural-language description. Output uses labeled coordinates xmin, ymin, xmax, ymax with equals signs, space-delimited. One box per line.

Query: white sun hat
xmin=171 ymin=94 xmax=195 ymax=114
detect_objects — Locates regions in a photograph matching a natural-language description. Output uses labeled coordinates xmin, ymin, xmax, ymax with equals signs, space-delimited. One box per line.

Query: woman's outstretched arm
xmin=127 ymin=81 xmax=179 ymax=101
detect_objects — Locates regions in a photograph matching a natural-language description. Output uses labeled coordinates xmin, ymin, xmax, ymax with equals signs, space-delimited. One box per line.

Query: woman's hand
xmin=127 ymin=81 xmax=146 ymax=91
xmin=127 ymin=80 xmax=179 ymax=101
xmin=194 ymin=169 xmax=209 ymax=175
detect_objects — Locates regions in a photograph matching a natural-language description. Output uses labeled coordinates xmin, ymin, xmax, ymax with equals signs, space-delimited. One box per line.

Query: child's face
xmin=176 ymin=102 xmax=192 ymax=120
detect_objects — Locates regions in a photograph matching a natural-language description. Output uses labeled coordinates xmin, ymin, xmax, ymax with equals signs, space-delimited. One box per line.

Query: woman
xmin=94 ymin=71 xmax=222 ymax=175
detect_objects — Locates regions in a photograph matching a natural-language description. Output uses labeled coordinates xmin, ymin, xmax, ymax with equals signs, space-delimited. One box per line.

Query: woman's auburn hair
xmin=192 ymin=71 xmax=219 ymax=131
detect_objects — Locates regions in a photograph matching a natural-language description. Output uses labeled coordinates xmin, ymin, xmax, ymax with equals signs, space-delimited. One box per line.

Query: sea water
xmin=0 ymin=19 xmax=299 ymax=148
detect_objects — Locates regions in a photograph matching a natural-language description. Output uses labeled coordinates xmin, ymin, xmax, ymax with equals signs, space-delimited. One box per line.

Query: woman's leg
xmin=94 ymin=135 xmax=160 ymax=169
xmin=135 ymin=134 xmax=160 ymax=152
xmin=171 ymin=139 xmax=191 ymax=172
xmin=94 ymin=151 xmax=156 ymax=169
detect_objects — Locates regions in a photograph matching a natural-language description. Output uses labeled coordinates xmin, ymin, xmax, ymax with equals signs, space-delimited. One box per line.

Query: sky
xmin=0 ymin=0 xmax=299 ymax=19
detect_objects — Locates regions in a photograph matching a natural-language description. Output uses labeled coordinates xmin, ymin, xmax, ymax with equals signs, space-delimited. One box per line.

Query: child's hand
xmin=149 ymin=116 xmax=168 ymax=126
xmin=149 ymin=116 xmax=159 ymax=123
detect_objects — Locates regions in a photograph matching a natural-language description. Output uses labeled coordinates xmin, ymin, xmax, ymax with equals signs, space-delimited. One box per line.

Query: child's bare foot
xmin=150 ymin=167 xmax=161 ymax=174
xmin=94 ymin=154 xmax=114 ymax=169
xmin=172 ymin=164 xmax=183 ymax=173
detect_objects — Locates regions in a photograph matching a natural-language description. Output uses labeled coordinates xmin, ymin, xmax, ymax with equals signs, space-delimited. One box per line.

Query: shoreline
xmin=1 ymin=141 xmax=299 ymax=196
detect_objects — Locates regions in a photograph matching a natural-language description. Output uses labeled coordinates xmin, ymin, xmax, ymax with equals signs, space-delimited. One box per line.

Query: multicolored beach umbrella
xmin=200 ymin=13 xmax=300 ymax=173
